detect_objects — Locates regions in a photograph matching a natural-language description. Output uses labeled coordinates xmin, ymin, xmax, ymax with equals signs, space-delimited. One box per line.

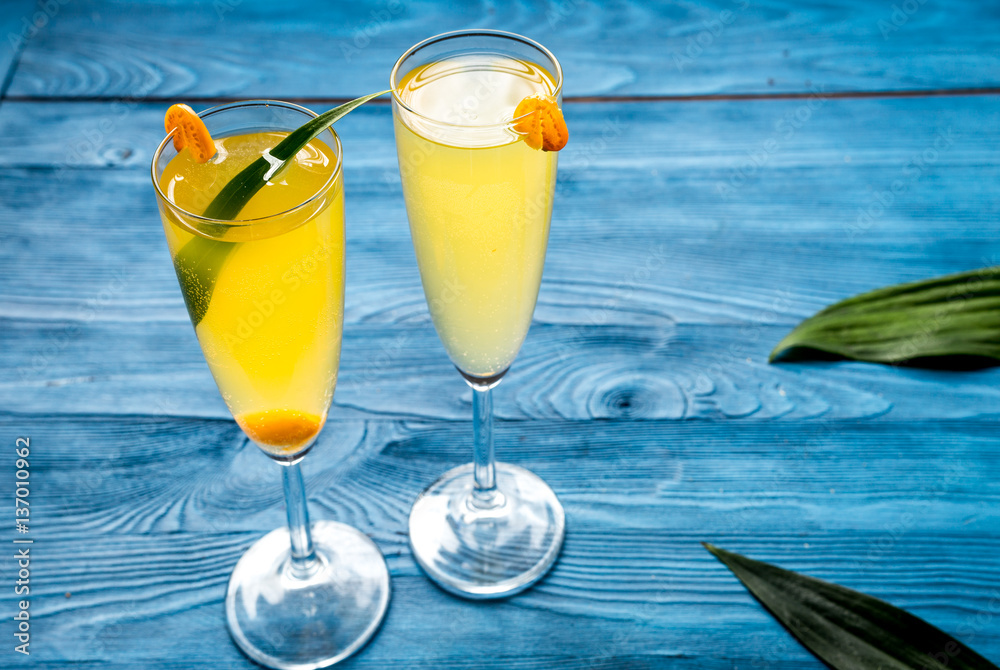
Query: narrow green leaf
xmin=202 ymin=90 xmax=389 ymax=221
xmin=770 ymin=267 xmax=1000 ymax=367
xmin=170 ymin=91 xmax=389 ymax=326
xmin=704 ymin=543 xmax=998 ymax=670
xmin=172 ymin=234 xmax=235 ymax=327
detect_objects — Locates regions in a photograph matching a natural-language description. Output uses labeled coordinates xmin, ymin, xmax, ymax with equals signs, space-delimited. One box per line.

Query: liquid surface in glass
xmin=158 ymin=132 xmax=344 ymax=456
xmin=394 ymin=55 xmax=558 ymax=378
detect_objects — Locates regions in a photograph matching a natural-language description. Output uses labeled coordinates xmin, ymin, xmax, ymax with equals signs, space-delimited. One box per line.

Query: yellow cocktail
xmin=152 ymin=100 xmax=389 ymax=669
xmin=394 ymin=56 xmax=558 ymax=378
xmin=392 ymin=30 xmax=567 ymax=599
xmin=158 ymin=130 xmax=343 ymax=456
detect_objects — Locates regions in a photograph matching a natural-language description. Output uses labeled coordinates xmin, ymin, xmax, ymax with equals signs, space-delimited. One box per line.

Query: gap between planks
xmin=4 ymin=87 xmax=1000 ymax=106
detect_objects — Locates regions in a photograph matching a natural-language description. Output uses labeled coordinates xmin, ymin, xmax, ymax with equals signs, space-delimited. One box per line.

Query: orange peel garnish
xmin=164 ymin=103 xmax=216 ymax=163
xmin=236 ymin=409 xmax=324 ymax=452
xmin=513 ymin=94 xmax=568 ymax=152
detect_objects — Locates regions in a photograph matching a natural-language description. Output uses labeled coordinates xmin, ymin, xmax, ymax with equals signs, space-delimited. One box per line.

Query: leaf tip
xmin=770 ymin=335 xmax=796 ymax=363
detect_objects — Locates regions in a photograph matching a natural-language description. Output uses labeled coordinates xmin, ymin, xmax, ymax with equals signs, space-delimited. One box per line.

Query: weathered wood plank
xmin=6 ymin=415 xmax=998 ymax=537
xmin=4 ymin=318 xmax=1000 ymax=422
xmin=2 ymin=97 xmax=998 ymax=421
xmin=5 ymin=534 xmax=998 ymax=668
xmin=1 ymin=97 xmax=997 ymax=321
xmin=1 ymin=414 xmax=997 ymax=667
xmin=6 ymin=0 xmax=1000 ymax=99
xmin=3 ymin=15 xmax=999 ymax=667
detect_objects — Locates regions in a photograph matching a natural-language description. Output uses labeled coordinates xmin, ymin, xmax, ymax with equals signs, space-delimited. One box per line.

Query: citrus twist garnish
xmin=164 ymin=103 xmax=216 ymax=163
xmin=513 ymin=94 xmax=568 ymax=152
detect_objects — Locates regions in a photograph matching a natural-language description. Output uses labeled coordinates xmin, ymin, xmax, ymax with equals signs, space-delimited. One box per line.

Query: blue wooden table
xmin=2 ymin=1 xmax=999 ymax=667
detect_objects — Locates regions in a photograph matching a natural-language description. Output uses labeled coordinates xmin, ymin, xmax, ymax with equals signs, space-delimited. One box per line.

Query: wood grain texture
xmin=2 ymin=2 xmax=1000 ymax=665
xmin=4 ymin=0 xmax=1000 ymax=99
xmin=2 ymin=97 xmax=998 ymax=423
xmin=3 ymin=97 xmax=998 ymax=314
xmin=0 ymin=414 xmax=997 ymax=668
xmin=4 ymin=415 xmax=998 ymax=537
xmin=6 ymin=318 xmax=1000 ymax=424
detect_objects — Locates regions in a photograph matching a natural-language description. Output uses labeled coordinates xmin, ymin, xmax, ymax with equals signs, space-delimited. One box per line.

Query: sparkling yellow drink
xmin=157 ymin=131 xmax=344 ymax=456
xmin=394 ymin=55 xmax=558 ymax=379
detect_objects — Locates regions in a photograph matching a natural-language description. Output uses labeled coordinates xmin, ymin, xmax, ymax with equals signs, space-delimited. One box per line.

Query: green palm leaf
xmin=770 ymin=267 xmax=1000 ymax=366
xmin=705 ymin=543 xmax=998 ymax=670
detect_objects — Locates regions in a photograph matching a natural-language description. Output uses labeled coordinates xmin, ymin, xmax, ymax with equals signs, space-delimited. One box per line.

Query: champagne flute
xmin=391 ymin=31 xmax=566 ymax=598
xmin=152 ymin=101 xmax=389 ymax=668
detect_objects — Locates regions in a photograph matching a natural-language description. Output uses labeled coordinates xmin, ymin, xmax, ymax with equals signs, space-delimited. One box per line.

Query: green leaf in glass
xmin=170 ymin=91 xmax=389 ymax=326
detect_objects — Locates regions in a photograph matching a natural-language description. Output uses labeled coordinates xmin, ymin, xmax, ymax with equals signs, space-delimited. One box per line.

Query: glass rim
xmin=389 ymin=29 xmax=564 ymax=131
xmin=150 ymin=99 xmax=344 ymax=227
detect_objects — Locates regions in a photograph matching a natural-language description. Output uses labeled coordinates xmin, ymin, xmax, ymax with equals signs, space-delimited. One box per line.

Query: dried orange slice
xmin=164 ymin=103 xmax=216 ymax=163
xmin=513 ymin=94 xmax=568 ymax=152
xmin=236 ymin=409 xmax=324 ymax=453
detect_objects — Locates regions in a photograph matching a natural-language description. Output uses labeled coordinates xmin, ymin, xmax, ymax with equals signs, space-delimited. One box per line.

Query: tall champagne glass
xmin=391 ymin=31 xmax=566 ymax=598
xmin=152 ymin=101 xmax=389 ymax=668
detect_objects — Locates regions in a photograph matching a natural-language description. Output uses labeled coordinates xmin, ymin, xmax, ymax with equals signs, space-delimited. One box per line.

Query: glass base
xmin=225 ymin=521 xmax=390 ymax=670
xmin=408 ymin=462 xmax=565 ymax=599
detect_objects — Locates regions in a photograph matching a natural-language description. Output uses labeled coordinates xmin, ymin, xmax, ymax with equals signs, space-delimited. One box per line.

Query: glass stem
xmin=471 ymin=383 xmax=503 ymax=509
xmin=281 ymin=461 xmax=321 ymax=578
